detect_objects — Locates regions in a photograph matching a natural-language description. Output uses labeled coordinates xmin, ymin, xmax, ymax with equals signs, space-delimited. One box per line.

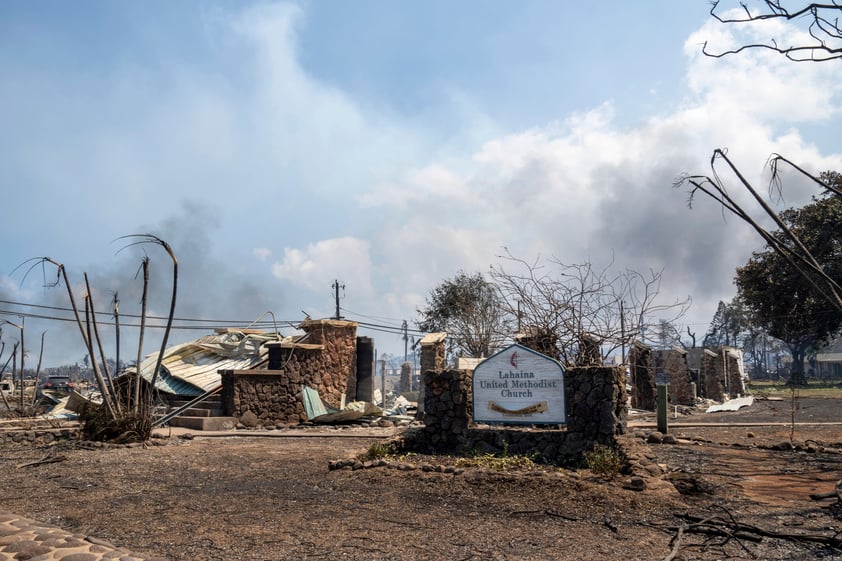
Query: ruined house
xmin=127 ymin=319 xmax=372 ymax=430
xmin=628 ymin=342 xmax=747 ymax=409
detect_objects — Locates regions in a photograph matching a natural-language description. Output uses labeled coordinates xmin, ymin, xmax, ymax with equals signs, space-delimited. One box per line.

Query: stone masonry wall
xmin=222 ymin=319 xmax=358 ymax=426
xmin=420 ymin=335 xmax=446 ymax=372
xmin=653 ymin=349 xmax=695 ymax=406
xmin=407 ymin=366 xmax=627 ymax=466
xmin=399 ymin=362 xmax=412 ymax=393
xmin=0 ymin=428 xmax=77 ymax=446
xmin=416 ymin=333 xmax=447 ymax=418
xmin=515 ymin=327 xmax=560 ymax=360
xmin=629 ymin=343 xmax=656 ymax=410
xmin=700 ymin=350 xmax=725 ymax=401
xmin=724 ymin=348 xmax=747 ymax=397
xmin=697 ymin=347 xmax=746 ymax=400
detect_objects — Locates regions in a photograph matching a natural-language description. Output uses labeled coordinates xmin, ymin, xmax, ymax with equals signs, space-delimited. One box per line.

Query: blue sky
xmin=1 ymin=1 xmax=841 ymax=366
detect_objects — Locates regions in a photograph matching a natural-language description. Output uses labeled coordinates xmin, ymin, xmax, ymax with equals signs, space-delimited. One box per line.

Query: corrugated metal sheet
xmin=132 ymin=331 xmax=290 ymax=396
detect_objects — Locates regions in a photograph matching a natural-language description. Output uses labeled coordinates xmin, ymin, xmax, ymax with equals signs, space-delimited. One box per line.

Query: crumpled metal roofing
xmin=131 ymin=330 xmax=290 ymax=396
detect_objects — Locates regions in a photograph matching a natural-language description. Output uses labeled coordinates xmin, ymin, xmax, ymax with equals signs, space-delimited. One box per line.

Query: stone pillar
xmin=399 ymin=361 xmax=412 ymax=394
xmin=298 ymin=319 xmax=359 ymax=403
xmin=421 ymin=369 xmax=472 ymax=452
xmin=417 ymin=332 xmax=447 ymax=418
xmin=515 ymin=326 xmax=560 ymax=360
xmin=252 ymin=318 xmax=360 ymax=424
xmin=723 ymin=347 xmax=747 ymax=397
xmin=565 ymin=366 xmax=627 ymax=446
xmin=355 ymin=337 xmax=375 ymax=402
xmin=420 ymin=332 xmax=447 ymax=372
xmin=654 ymin=347 xmax=695 ymax=405
xmin=629 ymin=341 xmax=656 ymax=410
xmin=699 ymin=348 xmax=724 ymax=400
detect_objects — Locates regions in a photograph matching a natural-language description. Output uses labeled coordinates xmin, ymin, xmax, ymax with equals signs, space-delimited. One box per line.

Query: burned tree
xmin=677 ymin=153 xmax=842 ymax=315
xmin=734 ymin=192 xmax=842 ymax=384
xmin=705 ymin=1 xmax=842 ymax=62
xmin=490 ymin=250 xmax=690 ymax=366
xmin=15 ymin=233 xmax=179 ymax=442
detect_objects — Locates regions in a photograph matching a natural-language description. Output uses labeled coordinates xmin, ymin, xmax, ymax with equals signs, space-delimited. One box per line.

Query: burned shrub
xmin=78 ymin=402 xmax=151 ymax=443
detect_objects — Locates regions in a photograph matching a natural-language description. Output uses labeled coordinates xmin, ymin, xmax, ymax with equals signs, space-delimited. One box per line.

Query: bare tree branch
xmin=133 ymin=258 xmax=149 ymax=413
xmin=676 ymin=149 xmax=842 ymax=313
xmin=118 ymin=234 xmax=178 ymax=407
xmin=491 ymin=249 xmax=690 ymax=366
xmin=705 ymin=1 xmax=842 ymax=61
xmin=85 ymin=273 xmax=122 ymax=415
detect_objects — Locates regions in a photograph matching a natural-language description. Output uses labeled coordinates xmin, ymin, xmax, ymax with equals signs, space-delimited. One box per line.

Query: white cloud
xmin=357 ymin=164 xmax=470 ymax=211
xmin=348 ymin=17 xmax=842 ymax=336
xmin=271 ymin=237 xmax=373 ymax=295
xmin=684 ymin=18 xmax=842 ymax=124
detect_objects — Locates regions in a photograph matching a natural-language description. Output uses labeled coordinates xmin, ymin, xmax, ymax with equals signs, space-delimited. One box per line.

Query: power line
xmin=339 ymin=307 xmax=406 ymax=324
xmin=0 ymin=297 xmax=432 ymax=336
xmin=0 ymin=299 xmax=296 ymax=325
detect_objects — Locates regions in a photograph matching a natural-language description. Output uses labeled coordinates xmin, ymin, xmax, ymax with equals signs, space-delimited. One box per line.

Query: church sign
xmin=472 ymin=344 xmax=566 ymax=425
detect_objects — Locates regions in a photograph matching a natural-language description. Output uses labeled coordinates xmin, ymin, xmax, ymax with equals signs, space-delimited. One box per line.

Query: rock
xmin=625 ymin=477 xmax=647 ymax=491
xmin=239 ymin=410 xmax=260 ymax=428
xmin=746 ymin=431 xmax=756 ymax=438
xmin=662 ymin=434 xmax=678 ymax=445
xmin=646 ymin=432 xmax=664 ymax=444
xmin=642 ymin=464 xmax=663 ymax=477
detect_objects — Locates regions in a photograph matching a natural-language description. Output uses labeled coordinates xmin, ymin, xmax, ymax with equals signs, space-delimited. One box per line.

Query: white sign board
xmin=472 ymin=344 xmax=566 ymax=425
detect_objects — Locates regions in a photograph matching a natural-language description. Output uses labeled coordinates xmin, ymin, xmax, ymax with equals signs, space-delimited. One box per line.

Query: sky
xmin=1 ymin=1 xmax=841 ymax=368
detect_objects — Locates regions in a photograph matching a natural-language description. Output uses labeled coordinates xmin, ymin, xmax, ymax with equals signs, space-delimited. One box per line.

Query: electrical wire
xmin=0 ymin=298 xmax=429 ymax=336
xmin=339 ymin=307 xmax=406 ymax=324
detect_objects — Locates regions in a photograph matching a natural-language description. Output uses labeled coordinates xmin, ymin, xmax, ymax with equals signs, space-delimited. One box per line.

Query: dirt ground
xmin=3 ymin=397 xmax=842 ymax=560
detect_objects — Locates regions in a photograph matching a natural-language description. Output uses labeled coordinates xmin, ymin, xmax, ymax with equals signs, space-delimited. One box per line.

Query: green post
xmin=657 ymin=384 xmax=668 ymax=434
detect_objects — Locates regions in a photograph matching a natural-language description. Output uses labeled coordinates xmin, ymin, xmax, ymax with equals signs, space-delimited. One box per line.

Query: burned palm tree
xmin=16 ymin=233 xmax=179 ymax=442
xmin=118 ymin=234 xmax=178 ymax=424
xmin=132 ymin=258 xmax=149 ymax=414
xmin=0 ymin=342 xmax=16 ymax=414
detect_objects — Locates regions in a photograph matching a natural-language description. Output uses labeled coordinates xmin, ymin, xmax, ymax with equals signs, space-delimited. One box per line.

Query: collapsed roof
xmin=128 ymin=329 xmax=293 ymax=396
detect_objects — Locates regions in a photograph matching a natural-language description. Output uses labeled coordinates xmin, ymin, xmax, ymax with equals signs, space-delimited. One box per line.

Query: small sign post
xmin=472 ymin=344 xmax=565 ymax=425
xmin=657 ymin=384 xmax=669 ymax=434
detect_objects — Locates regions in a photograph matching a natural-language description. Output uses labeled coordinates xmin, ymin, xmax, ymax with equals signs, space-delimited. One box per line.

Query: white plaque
xmin=472 ymin=344 xmax=566 ymax=424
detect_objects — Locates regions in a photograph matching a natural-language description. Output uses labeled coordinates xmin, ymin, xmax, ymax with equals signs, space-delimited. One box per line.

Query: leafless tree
xmin=490 ymin=249 xmax=691 ymax=366
xmin=705 ymin=1 xmax=842 ymax=61
xmin=675 ymin=149 xmax=842 ymax=313
xmin=0 ymin=342 xmax=18 ymax=413
xmin=133 ymin=258 xmax=149 ymax=413
xmin=12 ymin=234 xmax=179 ymax=441
xmin=15 ymin=257 xmax=119 ymax=418
xmin=118 ymin=235 xmax=178 ymax=401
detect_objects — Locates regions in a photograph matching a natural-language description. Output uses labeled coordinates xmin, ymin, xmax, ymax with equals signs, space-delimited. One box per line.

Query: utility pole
xmin=332 ymin=280 xmax=345 ymax=320
xmin=380 ymin=358 xmax=387 ymax=409
xmin=402 ymin=320 xmax=408 ymax=362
